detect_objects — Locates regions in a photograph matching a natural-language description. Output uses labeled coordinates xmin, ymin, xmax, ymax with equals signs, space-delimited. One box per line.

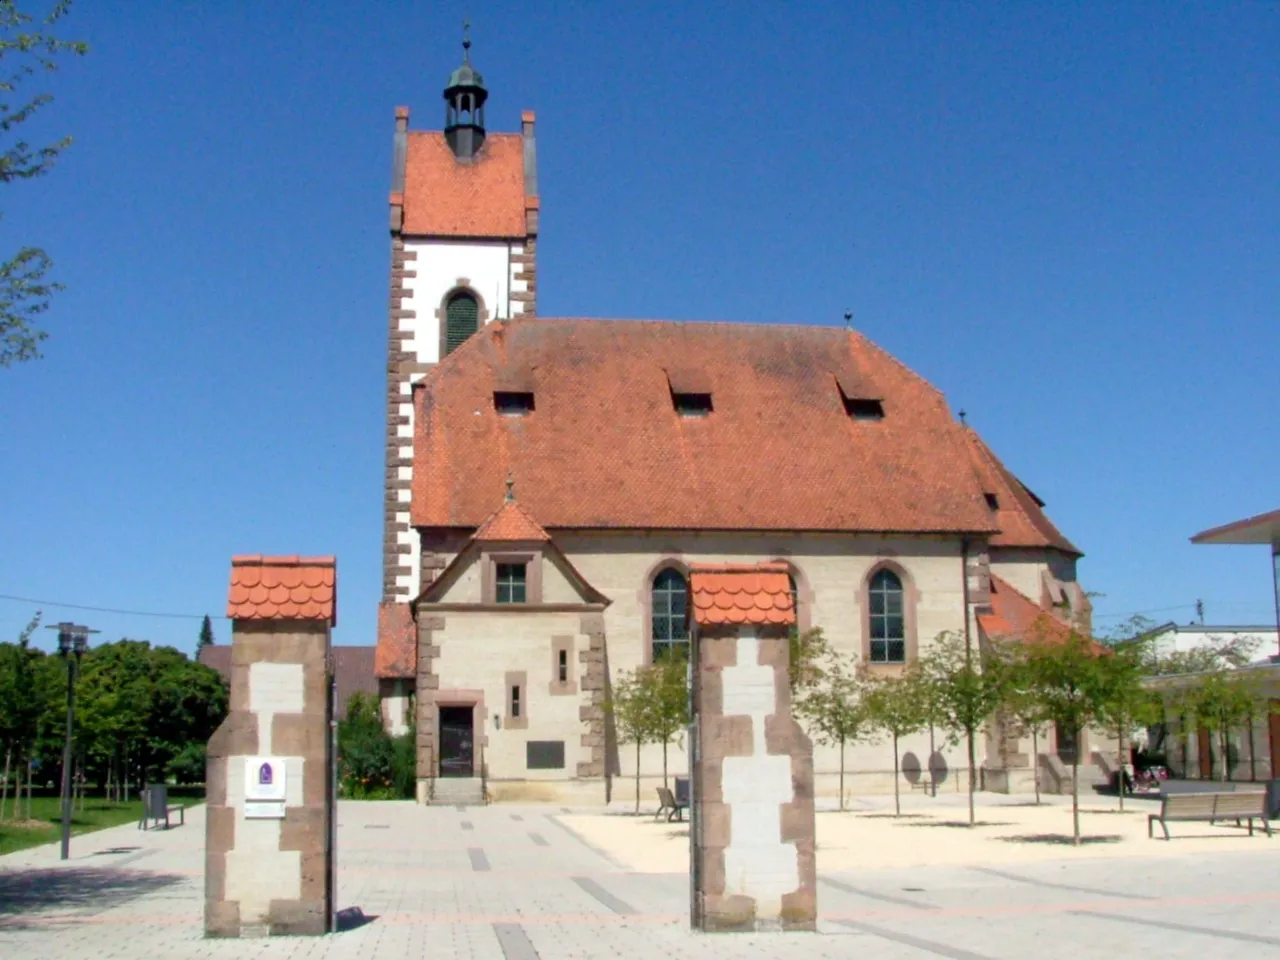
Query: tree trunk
xmin=838 ymin=736 xmax=846 ymax=812
xmin=1031 ymin=727 xmax=1041 ymax=805
xmin=892 ymin=732 xmax=901 ymax=817
xmin=966 ymin=726 xmax=976 ymax=826
xmin=1117 ymin=725 xmax=1126 ymax=813
xmin=662 ymin=738 xmax=669 ymax=791
xmin=1220 ymin=724 xmax=1229 ymax=783
xmin=634 ymin=741 xmax=641 ymax=815
xmin=1 ymin=744 xmax=11 ymax=821
xmin=1071 ymin=753 xmax=1081 ymax=846
xmin=1248 ymin=710 xmax=1257 ymax=781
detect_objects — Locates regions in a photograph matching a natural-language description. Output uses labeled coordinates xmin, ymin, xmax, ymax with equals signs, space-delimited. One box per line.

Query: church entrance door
xmin=439 ymin=706 xmax=474 ymax=778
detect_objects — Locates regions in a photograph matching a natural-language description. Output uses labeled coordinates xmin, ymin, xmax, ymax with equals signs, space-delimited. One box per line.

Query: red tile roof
xmin=474 ymin=498 xmax=550 ymax=542
xmin=977 ymin=575 xmax=1107 ymax=655
xmin=402 ymin=132 xmax=527 ymax=238
xmin=961 ymin=427 xmax=1080 ymax=556
xmin=690 ymin=562 xmax=796 ymax=627
xmin=227 ymin=555 xmax=336 ymax=625
xmin=411 ymin=318 xmax=1002 ymax=535
xmin=375 ymin=602 xmax=415 ymax=679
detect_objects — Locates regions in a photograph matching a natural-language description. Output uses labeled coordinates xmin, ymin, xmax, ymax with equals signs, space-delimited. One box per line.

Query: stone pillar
xmin=205 ymin=555 xmax=336 ymax=938
xmin=689 ymin=563 xmax=816 ymax=933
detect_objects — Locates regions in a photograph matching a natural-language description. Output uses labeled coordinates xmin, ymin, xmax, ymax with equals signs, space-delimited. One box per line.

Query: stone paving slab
xmin=2 ymin=799 xmax=1279 ymax=959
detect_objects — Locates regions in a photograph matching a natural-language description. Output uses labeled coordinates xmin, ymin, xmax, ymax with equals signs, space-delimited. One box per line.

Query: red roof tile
xmin=227 ymin=555 xmax=336 ymax=625
xmin=977 ymin=575 xmax=1105 ymax=654
xmin=961 ymin=427 xmax=1080 ymax=556
xmin=375 ymin=601 xmax=415 ymax=679
xmin=474 ymin=498 xmax=550 ymax=542
xmin=411 ymin=318 xmax=1001 ymax=535
xmin=402 ymin=132 xmax=527 ymax=238
xmin=690 ymin=562 xmax=796 ymax=627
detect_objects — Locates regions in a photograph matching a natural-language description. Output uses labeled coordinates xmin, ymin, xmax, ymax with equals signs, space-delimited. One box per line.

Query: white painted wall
xmin=390 ymin=237 xmax=528 ymax=604
xmin=1149 ymin=625 xmax=1278 ymax=665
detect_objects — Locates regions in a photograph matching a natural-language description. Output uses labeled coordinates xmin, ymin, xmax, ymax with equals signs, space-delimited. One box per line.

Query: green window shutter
xmin=445 ymin=293 xmax=479 ymax=355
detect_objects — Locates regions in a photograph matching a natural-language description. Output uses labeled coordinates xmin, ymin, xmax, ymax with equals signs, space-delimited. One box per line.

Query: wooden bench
xmin=1148 ymin=790 xmax=1271 ymax=840
xmin=655 ymin=786 xmax=688 ymax=823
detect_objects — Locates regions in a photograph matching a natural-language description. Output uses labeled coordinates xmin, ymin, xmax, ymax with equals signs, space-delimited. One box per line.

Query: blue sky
xmin=1 ymin=2 xmax=1277 ymax=655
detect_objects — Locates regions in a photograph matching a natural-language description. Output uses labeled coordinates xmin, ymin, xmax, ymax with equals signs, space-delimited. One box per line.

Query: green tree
xmin=1013 ymin=628 xmax=1112 ymax=845
xmin=1094 ymin=635 xmax=1160 ymax=810
xmin=1177 ymin=669 xmax=1265 ymax=782
xmin=337 ymin=691 xmax=401 ymax=798
xmin=863 ymin=666 xmax=926 ymax=817
xmin=0 ymin=611 xmax=41 ymax=819
xmin=794 ymin=648 xmax=869 ymax=811
xmin=919 ymin=631 xmax=1007 ymax=825
xmin=1000 ymin=663 xmax=1050 ymax=805
xmin=197 ymin=615 xmax=215 ymax=651
xmin=650 ymin=649 xmax=690 ymax=791
xmin=0 ymin=1 xmax=87 ymax=366
xmin=789 ymin=626 xmax=831 ymax=697
xmin=604 ymin=667 xmax=655 ymax=813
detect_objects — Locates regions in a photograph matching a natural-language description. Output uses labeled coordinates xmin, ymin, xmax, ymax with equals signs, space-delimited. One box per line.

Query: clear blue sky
xmin=2 ymin=2 xmax=1277 ymax=655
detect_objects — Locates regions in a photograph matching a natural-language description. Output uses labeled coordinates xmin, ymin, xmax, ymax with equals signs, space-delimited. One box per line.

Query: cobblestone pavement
xmin=2 ymin=800 xmax=1280 ymax=959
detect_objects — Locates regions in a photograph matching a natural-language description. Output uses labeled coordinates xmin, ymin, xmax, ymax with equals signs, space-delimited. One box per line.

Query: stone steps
xmin=431 ymin=777 xmax=484 ymax=806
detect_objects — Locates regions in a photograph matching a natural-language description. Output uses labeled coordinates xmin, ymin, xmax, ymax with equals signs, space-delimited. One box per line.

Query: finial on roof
xmin=843 ymin=309 xmax=853 ymax=329
xmin=958 ymin=409 xmax=967 ymax=425
xmin=505 ymin=472 xmax=515 ymax=502
xmin=462 ymin=19 xmax=471 ymax=61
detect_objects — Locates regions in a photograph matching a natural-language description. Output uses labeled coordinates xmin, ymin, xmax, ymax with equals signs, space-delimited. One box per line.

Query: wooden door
xmin=1197 ymin=727 xmax=1214 ymax=780
xmin=1269 ymin=702 xmax=1280 ymax=780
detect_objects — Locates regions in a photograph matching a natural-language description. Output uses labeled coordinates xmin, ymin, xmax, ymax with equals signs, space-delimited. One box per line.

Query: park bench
xmin=1148 ymin=790 xmax=1270 ymax=840
xmin=138 ymin=785 xmax=186 ymax=831
xmin=655 ymin=784 xmax=689 ymax=823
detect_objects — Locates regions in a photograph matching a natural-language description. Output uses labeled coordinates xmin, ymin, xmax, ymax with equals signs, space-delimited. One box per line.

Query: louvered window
xmin=445 ymin=292 xmax=479 ymax=355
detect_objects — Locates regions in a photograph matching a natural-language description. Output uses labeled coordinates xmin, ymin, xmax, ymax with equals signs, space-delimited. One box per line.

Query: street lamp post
xmin=47 ymin=622 xmax=97 ymax=861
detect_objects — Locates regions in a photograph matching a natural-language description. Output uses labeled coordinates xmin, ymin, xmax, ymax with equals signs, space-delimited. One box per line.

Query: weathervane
xmin=462 ymin=19 xmax=471 ymax=61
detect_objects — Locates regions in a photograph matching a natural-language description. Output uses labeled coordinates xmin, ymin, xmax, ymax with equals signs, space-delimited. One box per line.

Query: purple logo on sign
xmin=259 ymin=762 xmax=273 ymax=786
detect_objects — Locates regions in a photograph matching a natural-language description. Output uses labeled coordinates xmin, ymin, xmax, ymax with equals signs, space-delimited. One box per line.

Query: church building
xmin=373 ymin=42 xmax=1096 ymax=805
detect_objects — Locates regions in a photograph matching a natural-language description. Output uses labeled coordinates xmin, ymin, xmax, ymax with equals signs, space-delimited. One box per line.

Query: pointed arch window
xmin=868 ymin=568 xmax=906 ymax=663
xmin=651 ymin=568 xmax=690 ymax=661
xmin=444 ymin=291 xmax=479 ymax=355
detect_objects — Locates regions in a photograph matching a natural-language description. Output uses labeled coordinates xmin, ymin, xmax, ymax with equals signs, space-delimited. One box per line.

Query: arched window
xmin=651 ymin=568 xmax=689 ymax=661
xmin=868 ymin=568 xmax=906 ymax=663
xmin=444 ymin=291 xmax=479 ymax=355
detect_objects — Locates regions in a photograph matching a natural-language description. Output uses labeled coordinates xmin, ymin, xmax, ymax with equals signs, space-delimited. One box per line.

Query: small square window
xmin=494 ymin=391 xmax=535 ymax=416
xmin=673 ymin=392 xmax=713 ymax=417
xmin=843 ymin=397 xmax=885 ymax=420
xmin=511 ymin=684 xmax=521 ymax=719
xmin=496 ymin=563 xmax=527 ymax=603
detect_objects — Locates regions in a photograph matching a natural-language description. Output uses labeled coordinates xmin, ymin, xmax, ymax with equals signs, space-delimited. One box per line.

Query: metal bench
xmin=1148 ymin=790 xmax=1270 ymax=840
xmin=138 ymin=785 xmax=186 ymax=831
xmin=655 ymin=785 xmax=689 ymax=823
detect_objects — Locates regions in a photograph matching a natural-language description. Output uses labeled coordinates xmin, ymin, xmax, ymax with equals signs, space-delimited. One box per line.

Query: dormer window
xmin=843 ymin=396 xmax=884 ymax=421
xmin=984 ymin=493 xmax=999 ymax=510
xmin=494 ymin=391 xmax=535 ymax=416
xmin=673 ymin=393 xmax=713 ymax=417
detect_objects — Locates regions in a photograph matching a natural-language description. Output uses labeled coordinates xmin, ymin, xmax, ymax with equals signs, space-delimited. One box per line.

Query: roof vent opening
xmin=984 ymin=493 xmax=999 ymax=510
xmin=673 ymin=392 xmax=713 ymax=418
xmin=494 ymin=391 xmax=535 ymax=416
xmin=842 ymin=396 xmax=884 ymax=421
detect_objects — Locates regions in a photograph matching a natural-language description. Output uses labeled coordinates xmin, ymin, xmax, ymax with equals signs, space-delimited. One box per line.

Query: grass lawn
xmin=0 ymin=790 xmax=204 ymax=856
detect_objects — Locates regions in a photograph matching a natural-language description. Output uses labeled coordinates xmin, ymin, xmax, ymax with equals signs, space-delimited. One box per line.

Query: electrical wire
xmin=0 ymin=592 xmax=227 ymax=621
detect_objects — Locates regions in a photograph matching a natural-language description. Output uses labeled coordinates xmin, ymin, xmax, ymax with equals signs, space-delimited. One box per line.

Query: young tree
xmin=1179 ymin=669 xmax=1265 ymax=782
xmin=1094 ymin=636 xmax=1160 ymax=811
xmin=649 ymin=650 xmax=690 ymax=791
xmin=1014 ymin=629 xmax=1111 ymax=845
xmin=197 ymin=615 xmax=215 ymax=651
xmin=794 ymin=649 xmax=870 ymax=811
xmin=789 ymin=626 xmax=831 ymax=697
xmin=863 ymin=666 xmax=926 ymax=816
xmin=919 ymin=631 xmax=1006 ymax=825
xmin=0 ymin=611 xmax=41 ymax=819
xmin=1001 ymin=667 xmax=1050 ymax=805
xmin=0 ymin=1 xmax=88 ymax=366
xmin=604 ymin=668 xmax=654 ymax=813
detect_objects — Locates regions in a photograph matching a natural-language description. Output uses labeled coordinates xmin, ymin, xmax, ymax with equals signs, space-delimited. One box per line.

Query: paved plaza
xmin=2 ymin=796 xmax=1280 ymax=959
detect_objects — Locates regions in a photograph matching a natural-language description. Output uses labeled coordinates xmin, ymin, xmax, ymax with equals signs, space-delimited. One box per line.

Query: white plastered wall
xmin=390 ymin=237 xmax=527 ymax=604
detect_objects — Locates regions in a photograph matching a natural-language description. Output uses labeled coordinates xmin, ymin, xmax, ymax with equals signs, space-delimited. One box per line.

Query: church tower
xmin=380 ymin=33 xmax=539 ymax=620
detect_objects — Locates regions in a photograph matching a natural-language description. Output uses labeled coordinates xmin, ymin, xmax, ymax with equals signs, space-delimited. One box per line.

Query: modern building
xmin=372 ymin=42 xmax=1100 ymax=805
